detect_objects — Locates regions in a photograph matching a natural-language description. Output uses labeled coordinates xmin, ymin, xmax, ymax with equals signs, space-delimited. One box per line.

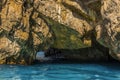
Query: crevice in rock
xmin=62 ymin=2 xmax=94 ymax=23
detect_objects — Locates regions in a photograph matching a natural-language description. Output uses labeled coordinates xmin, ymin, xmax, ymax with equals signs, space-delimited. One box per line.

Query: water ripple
xmin=0 ymin=63 xmax=120 ymax=80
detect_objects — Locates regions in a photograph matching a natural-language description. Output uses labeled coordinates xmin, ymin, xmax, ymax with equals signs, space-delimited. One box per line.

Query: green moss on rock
xmin=38 ymin=12 xmax=90 ymax=49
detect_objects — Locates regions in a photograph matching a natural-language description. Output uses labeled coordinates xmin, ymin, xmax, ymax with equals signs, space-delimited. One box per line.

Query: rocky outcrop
xmin=97 ymin=0 xmax=120 ymax=61
xmin=0 ymin=0 xmax=53 ymax=64
xmin=0 ymin=0 xmax=119 ymax=64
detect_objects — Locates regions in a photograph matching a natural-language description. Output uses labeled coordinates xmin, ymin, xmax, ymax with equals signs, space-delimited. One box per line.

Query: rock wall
xmin=0 ymin=0 xmax=119 ymax=64
xmin=97 ymin=0 xmax=120 ymax=61
xmin=0 ymin=0 xmax=53 ymax=64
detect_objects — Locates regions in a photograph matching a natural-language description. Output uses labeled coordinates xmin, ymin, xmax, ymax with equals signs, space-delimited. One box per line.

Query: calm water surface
xmin=0 ymin=63 xmax=120 ymax=80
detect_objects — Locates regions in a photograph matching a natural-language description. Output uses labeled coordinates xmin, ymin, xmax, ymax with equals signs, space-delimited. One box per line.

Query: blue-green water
xmin=0 ymin=63 xmax=120 ymax=80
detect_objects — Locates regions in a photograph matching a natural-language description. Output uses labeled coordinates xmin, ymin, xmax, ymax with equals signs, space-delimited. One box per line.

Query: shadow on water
xmin=99 ymin=61 xmax=120 ymax=71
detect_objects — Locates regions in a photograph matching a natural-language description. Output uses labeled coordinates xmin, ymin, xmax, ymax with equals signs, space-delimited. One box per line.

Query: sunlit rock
xmin=97 ymin=0 xmax=120 ymax=61
xmin=0 ymin=0 xmax=118 ymax=64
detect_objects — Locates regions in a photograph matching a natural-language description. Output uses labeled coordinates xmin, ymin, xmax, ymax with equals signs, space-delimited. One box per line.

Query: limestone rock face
xmin=36 ymin=0 xmax=92 ymax=35
xmin=34 ymin=0 xmax=95 ymax=49
xmin=0 ymin=0 xmax=53 ymax=64
xmin=97 ymin=0 xmax=120 ymax=61
xmin=0 ymin=0 xmax=95 ymax=64
xmin=0 ymin=0 xmax=117 ymax=64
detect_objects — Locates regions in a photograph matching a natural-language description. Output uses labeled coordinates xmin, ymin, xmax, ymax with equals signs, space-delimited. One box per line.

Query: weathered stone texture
xmin=97 ymin=0 xmax=120 ymax=61
xmin=0 ymin=0 xmax=120 ymax=64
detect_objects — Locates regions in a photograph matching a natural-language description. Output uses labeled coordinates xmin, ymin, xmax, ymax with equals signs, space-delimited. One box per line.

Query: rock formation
xmin=0 ymin=0 xmax=119 ymax=64
xmin=0 ymin=0 xmax=53 ymax=64
xmin=97 ymin=0 xmax=120 ymax=61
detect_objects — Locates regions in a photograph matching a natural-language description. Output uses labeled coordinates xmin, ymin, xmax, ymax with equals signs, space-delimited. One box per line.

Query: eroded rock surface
xmin=0 ymin=0 xmax=119 ymax=64
xmin=97 ymin=0 xmax=120 ymax=61
xmin=0 ymin=0 xmax=53 ymax=64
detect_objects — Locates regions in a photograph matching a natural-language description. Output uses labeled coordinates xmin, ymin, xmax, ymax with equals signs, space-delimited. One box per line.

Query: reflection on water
xmin=0 ymin=63 xmax=120 ymax=80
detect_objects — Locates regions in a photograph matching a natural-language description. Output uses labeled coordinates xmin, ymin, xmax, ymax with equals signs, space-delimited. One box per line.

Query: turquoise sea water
xmin=0 ymin=63 xmax=120 ymax=80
